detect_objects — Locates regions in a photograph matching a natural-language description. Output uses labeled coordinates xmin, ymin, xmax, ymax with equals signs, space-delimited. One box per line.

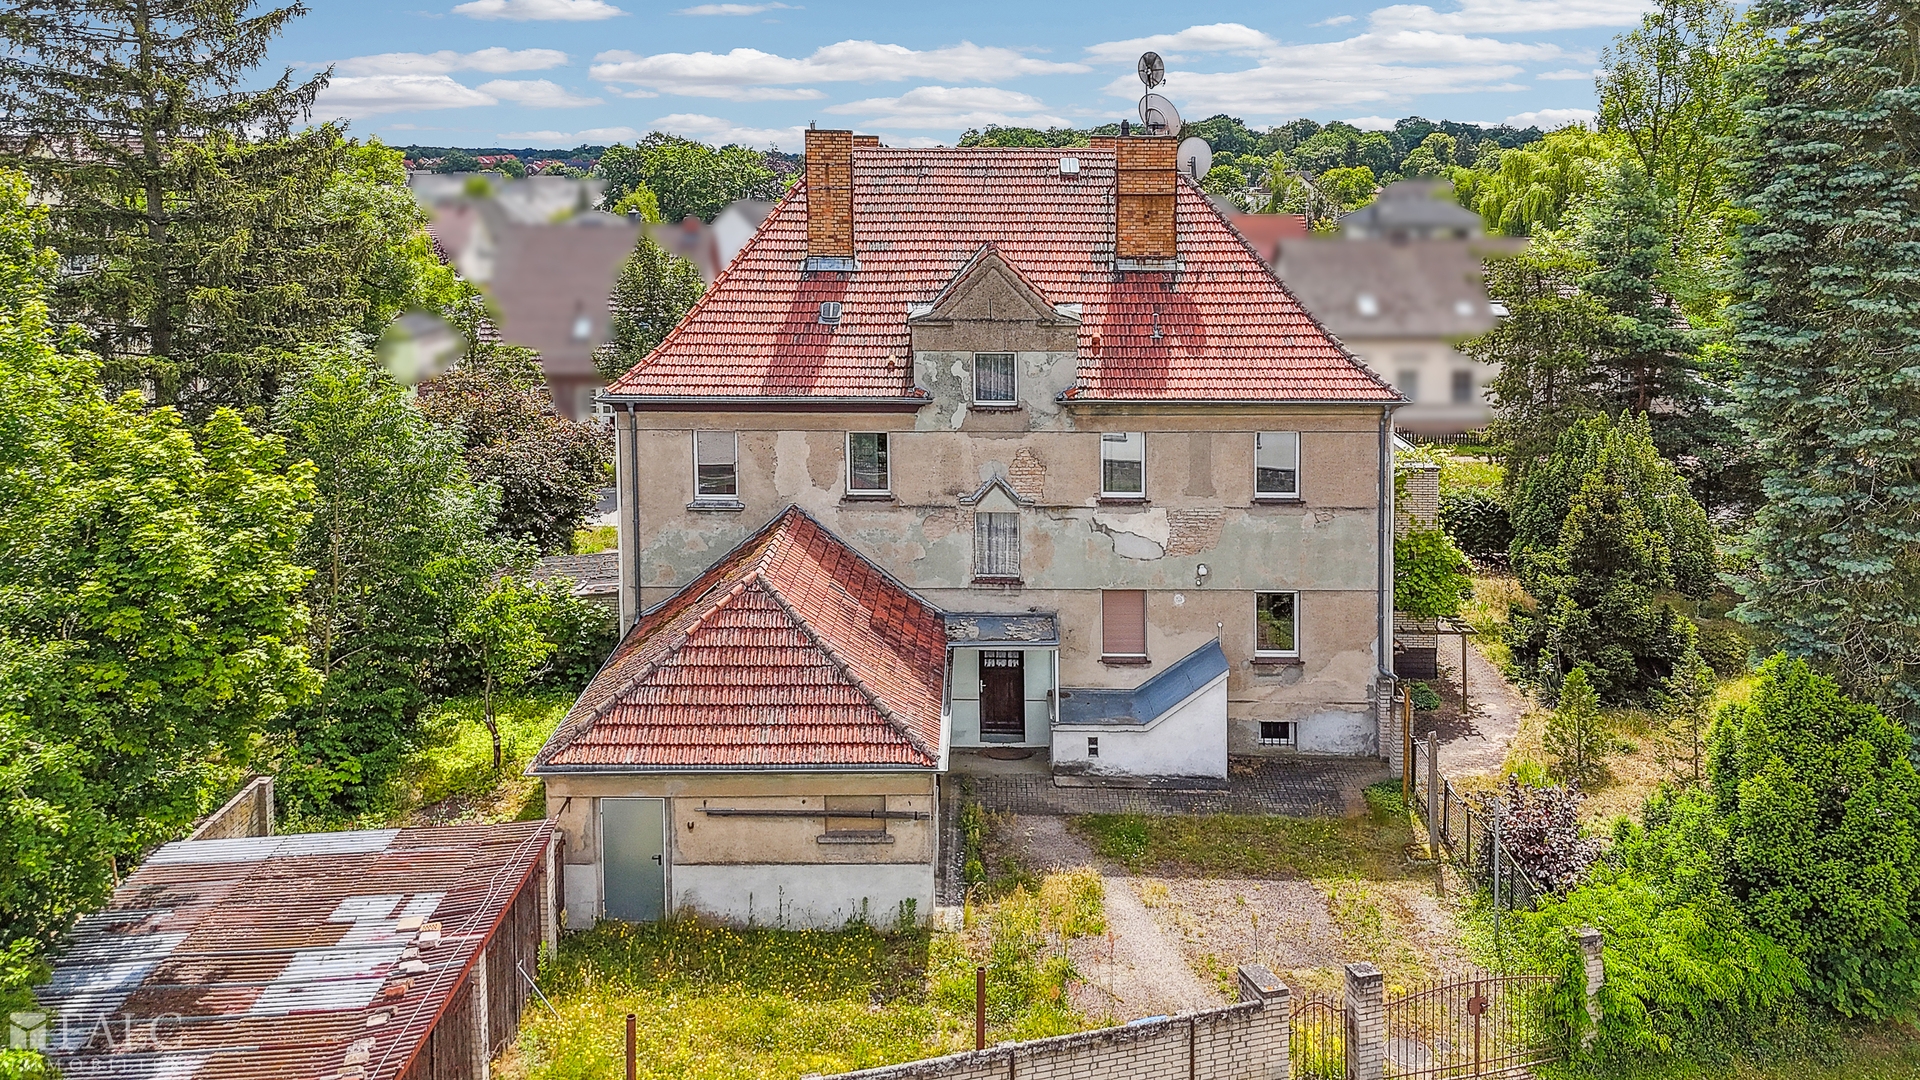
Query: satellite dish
xmin=1177 ymin=137 xmax=1213 ymax=181
xmin=1137 ymin=51 xmax=1166 ymax=89
xmin=1139 ymin=93 xmax=1182 ymax=135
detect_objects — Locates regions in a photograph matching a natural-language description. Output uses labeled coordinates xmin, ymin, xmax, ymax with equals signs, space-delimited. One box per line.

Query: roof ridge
xmin=752 ymin=574 xmax=939 ymax=767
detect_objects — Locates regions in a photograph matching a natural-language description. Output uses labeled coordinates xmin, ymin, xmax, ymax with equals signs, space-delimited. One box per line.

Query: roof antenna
xmin=1136 ymin=52 xmax=1181 ymax=136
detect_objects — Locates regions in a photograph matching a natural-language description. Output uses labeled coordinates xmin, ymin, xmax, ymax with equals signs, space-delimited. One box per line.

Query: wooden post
xmin=1426 ymin=731 xmax=1441 ymax=857
xmin=1460 ymin=626 xmax=1470 ymax=718
xmin=975 ymin=965 xmax=986 ymax=1050
xmin=626 ymin=1013 xmax=636 ymax=1080
xmin=1401 ymin=684 xmax=1413 ymax=804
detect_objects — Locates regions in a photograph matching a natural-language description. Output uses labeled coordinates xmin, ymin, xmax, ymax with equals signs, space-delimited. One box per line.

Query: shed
xmin=32 ymin=822 xmax=558 ymax=1080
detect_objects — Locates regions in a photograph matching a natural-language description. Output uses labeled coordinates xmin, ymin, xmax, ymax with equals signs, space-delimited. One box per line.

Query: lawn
xmin=499 ymin=871 xmax=1105 ymax=1080
xmin=383 ymin=690 xmax=572 ymax=826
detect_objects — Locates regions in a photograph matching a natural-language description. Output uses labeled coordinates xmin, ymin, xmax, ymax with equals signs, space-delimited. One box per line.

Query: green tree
xmin=1318 ymin=166 xmax=1378 ymax=214
xmin=1399 ymin=132 xmax=1458 ymax=177
xmin=1199 ymin=163 xmax=1245 ymax=196
xmin=1728 ymin=0 xmax=1920 ymax=735
xmin=1471 ymin=238 xmax=1611 ymax=469
xmin=595 ymin=135 xmax=780 ymax=224
xmin=0 ymin=169 xmax=314 ymax=981
xmin=455 ymin=576 xmax=556 ymax=771
xmin=1395 ymin=527 xmax=1474 ymax=618
xmin=327 ymin=139 xmax=478 ymax=342
xmin=416 ymin=345 xmax=609 ymax=555
xmin=1709 ymin=656 xmax=1920 ymax=1016
xmin=610 ymin=184 xmax=662 ymax=223
xmin=597 ymin=238 xmax=707 ymax=382
xmin=1452 ymin=128 xmax=1619 ymax=236
xmin=1663 ymin=647 xmax=1716 ymax=785
xmin=271 ymin=349 xmax=499 ymax=812
xmin=1546 ymin=666 xmax=1613 ymax=785
xmin=434 ymin=149 xmax=481 ymax=174
xmin=0 ymin=0 xmax=360 ymax=415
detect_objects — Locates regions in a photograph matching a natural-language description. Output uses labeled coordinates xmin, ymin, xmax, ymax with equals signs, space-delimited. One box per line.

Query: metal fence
xmin=1384 ymin=972 xmax=1563 ymax=1078
xmin=1410 ymin=739 xmax=1544 ymax=913
xmin=1290 ymin=993 xmax=1347 ymax=1079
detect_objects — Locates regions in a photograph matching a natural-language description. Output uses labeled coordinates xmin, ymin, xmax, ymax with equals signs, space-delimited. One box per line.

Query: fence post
xmin=1343 ymin=962 xmax=1384 ymax=1080
xmin=1576 ymin=928 xmax=1605 ymax=1048
xmin=1425 ymin=732 xmax=1440 ymax=857
xmin=1238 ymin=964 xmax=1291 ymax=1080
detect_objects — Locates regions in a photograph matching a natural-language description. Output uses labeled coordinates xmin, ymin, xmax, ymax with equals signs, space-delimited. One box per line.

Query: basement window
xmin=1259 ymin=721 xmax=1297 ymax=746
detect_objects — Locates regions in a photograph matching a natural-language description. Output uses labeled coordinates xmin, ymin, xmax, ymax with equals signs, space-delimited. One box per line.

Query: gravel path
xmin=1430 ymin=632 xmax=1534 ymax=780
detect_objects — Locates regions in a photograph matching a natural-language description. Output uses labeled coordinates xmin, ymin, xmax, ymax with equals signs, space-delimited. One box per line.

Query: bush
xmin=1478 ymin=777 xmax=1601 ymax=891
xmin=1693 ymin=619 xmax=1751 ymax=676
xmin=1440 ymin=486 xmax=1514 ymax=563
xmin=1396 ymin=526 xmax=1474 ymax=618
xmin=1409 ymin=681 xmax=1443 ymax=711
xmin=1544 ymin=666 xmax=1617 ymax=786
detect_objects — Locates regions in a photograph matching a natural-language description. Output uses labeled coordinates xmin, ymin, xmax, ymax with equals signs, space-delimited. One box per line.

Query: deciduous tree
xmin=596 ymin=238 xmax=706 ymax=382
xmin=595 ymin=134 xmax=780 ymax=224
xmin=455 ymin=576 xmax=555 ymax=771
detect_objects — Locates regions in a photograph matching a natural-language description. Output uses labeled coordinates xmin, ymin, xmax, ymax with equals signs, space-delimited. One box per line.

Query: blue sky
xmin=281 ymin=0 xmax=1644 ymax=150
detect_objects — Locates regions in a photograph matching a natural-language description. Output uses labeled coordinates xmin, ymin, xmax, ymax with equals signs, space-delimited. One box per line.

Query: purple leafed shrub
xmin=1476 ymin=777 xmax=1601 ymax=892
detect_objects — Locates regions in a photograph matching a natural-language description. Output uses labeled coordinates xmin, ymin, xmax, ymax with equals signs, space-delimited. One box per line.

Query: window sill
xmin=842 ymin=493 xmax=895 ymax=503
xmin=1251 ymin=656 xmax=1304 ymax=670
xmin=817 ymin=833 xmax=894 ymax=845
xmin=969 ymin=402 xmax=1023 ymax=411
xmin=1100 ymin=655 xmax=1151 ymax=666
xmin=687 ymin=499 xmax=746 ymax=512
xmin=1096 ymin=496 xmax=1149 ymax=506
xmin=971 ymin=576 xmax=1024 ymax=589
xmin=1252 ymin=495 xmax=1303 ymax=504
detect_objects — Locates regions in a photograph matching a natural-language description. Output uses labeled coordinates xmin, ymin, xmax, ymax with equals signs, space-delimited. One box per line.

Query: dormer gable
xmin=908 ymin=243 xmax=1081 ymax=354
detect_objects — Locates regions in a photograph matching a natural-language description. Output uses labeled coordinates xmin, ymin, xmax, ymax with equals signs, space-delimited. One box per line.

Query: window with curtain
xmin=974 ymin=512 xmax=1020 ymax=579
xmin=1255 ymin=431 xmax=1299 ymax=498
xmin=693 ymin=430 xmax=737 ymax=501
xmin=1100 ymin=432 xmax=1145 ymax=497
xmin=1102 ymin=589 xmax=1147 ymax=657
xmin=846 ymin=432 xmax=890 ymax=493
xmin=973 ymin=353 xmax=1016 ymax=404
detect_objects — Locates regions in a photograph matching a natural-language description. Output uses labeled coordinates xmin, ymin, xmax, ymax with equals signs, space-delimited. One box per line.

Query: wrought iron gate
xmin=1290 ymin=992 xmax=1345 ymax=1079
xmin=1382 ymin=972 xmax=1560 ymax=1078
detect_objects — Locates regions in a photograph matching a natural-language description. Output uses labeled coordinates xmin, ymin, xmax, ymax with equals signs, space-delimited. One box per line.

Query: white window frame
xmin=845 ymin=432 xmax=891 ymax=495
xmin=692 ymin=430 xmax=738 ymax=503
xmin=1258 ymin=721 xmax=1297 ymax=746
xmin=973 ymin=352 xmax=1017 ymax=405
xmin=1254 ymin=431 xmax=1300 ymax=500
xmin=1099 ymin=432 xmax=1146 ymax=498
xmin=1255 ymin=591 xmax=1300 ymax=658
xmin=974 ymin=512 xmax=1021 ymax=580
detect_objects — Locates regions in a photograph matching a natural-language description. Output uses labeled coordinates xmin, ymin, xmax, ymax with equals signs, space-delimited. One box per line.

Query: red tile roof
xmin=605 ymin=147 xmax=1398 ymax=403
xmin=532 ymin=506 xmax=946 ymax=771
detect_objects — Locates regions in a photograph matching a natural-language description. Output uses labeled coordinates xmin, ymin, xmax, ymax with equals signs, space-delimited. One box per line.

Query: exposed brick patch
xmin=1008 ymin=447 xmax=1046 ymax=503
xmin=1165 ymin=507 xmax=1224 ymax=557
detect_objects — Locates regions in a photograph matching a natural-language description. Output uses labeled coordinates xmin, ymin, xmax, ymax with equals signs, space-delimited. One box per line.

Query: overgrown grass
xmin=572 ymin=525 xmax=617 ymax=554
xmin=502 ymin=874 xmax=1103 ymax=1080
xmin=1462 ymin=573 xmax=1527 ymax=674
xmin=383 ymin=690 xmax=572 ymax=826
xmin=1435 ymin=451 xmax=1504 ymax=492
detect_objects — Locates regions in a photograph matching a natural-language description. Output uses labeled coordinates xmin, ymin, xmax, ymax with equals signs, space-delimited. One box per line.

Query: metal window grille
xmin=974 ymin=512 xmax=1020 ymax=578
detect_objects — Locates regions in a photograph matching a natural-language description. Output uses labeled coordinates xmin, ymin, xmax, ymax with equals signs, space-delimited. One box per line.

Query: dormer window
xmin=973 ymin=353 xmax=1016 ymax=405
xmin=819 ymin=301 xmax=843 ymax=325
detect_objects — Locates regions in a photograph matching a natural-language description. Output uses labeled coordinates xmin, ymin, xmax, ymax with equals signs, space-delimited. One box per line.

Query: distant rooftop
xmin=1339 ymin=179 xmax=1486 ymax=240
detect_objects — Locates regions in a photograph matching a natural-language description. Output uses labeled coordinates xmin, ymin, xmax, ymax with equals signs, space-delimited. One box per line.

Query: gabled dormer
xmin=908 ymin=243 xmax=1081 ymax=355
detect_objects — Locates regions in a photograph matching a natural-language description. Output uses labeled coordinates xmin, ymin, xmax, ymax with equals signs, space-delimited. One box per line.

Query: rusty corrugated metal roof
xmin=35 ymin=821 xmax=553 ymax=1080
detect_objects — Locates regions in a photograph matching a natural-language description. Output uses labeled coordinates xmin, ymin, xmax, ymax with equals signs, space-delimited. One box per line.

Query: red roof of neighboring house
xmin=532 ymin=506 xmax=946 ymax=771
xmin=606 ymin=148 xmax=1397 ymax=404
xmin=1223 ymin=211 xmax=1311 ymax=264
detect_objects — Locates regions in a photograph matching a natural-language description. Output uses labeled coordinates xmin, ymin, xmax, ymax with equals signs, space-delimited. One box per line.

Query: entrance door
xmin=979 ymin=650 xmax=1026 ymax=738
xmin=601 ymin=798 xmax=666 ymax=922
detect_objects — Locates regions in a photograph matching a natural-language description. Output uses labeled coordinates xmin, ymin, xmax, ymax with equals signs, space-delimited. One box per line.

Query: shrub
xmin=1693 ymin=619 xmax=1751 ymax=676
xmin=1440 ymin=486 xmax=1514 ymax=563
xmin=1409 ymin=681 xmax=1443 ymax=711
xmin=1396 ymin=526 xmax=1475 ymax=619
xmin=1544 ymin=666 xmax=1615 ymax=786
xmin=1478 ymin=777 xmax=1602 ymax=891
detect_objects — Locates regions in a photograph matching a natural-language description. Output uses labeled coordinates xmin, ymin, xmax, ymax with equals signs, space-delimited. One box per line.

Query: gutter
xmin=1056 ymin=396 xmax=1402 ymax=407
xmin=597 ymin=394 xmax=931 ymax=413
xmin=531 ymin=763 xmax=941 ymax=776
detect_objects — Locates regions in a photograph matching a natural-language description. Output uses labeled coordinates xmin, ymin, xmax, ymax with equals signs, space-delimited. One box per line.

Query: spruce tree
xmin=0 ymin=0 xmax=350 ymax=414
xmin=1729 ymin=0 xmax=1920 ymax=735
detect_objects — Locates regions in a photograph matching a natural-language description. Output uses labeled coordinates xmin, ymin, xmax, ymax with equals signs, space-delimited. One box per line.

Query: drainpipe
xmin=1376 ymin=403 xmax=1404 ymax=692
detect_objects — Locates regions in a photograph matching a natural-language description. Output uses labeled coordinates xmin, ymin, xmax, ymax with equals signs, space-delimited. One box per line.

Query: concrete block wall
xmin=815 ymin=965 xmax=1289 ymax=1080
xmin=187 ymin=777 xmax=274 ymax=841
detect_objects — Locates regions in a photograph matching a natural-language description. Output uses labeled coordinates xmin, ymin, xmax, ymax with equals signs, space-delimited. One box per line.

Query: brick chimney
xmin=1113 ymin=135 xmax=1178 ymax=262
xmin=806 ymin=127 xmax=855 ymax=262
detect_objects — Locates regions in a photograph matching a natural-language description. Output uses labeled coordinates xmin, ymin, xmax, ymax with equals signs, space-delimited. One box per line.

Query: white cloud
xmin=453 ymin=0 xmax=625 ymax=20
xmin=1537 ymin=67 xmax=1601 ymax=80
xmin=1314 ymin=14 xmax=1357 ymax=25
xmin=1369 ymin=0 xmax=1651 ymax=33
xmin=1504 ymin=107 xmax=1596 ymax=128
xmin=334 ymin=47 xmax=568 ymax=76
xmin=677 ymin=2 xmax=794 ymax=13
xmin=826 ymin=86 xmax=1067 ymax=129
xmin=314 ymin=75 xmax=497 ymax=117
xmin=476 ymin=79 xmax=604 ymax=107
xmin=647 ymin=112 xmax=807 ymax=150
xmin=603 ymin=86 xmax=661 ymax=99
xmin=589 ymin=39 xmax=1088 ymax=99
xmin=1344 ymin=115 xmax=1400 ymax=130
xmin=1083 ymin=23 xmax=1277 ymax=63
xmin=498 ymin=126 xmax=643 ymax=143
xmin=1098 ymin=28 xmax=1559 ymax=115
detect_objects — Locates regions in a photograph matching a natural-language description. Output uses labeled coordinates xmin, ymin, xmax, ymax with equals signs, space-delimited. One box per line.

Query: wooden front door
xmin=980 ymin=651 xmax=1026 ymax=738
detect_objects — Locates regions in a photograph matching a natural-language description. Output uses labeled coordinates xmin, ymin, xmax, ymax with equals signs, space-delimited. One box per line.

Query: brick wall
xmin=814 ymin=965 xmax=1289 ymax=1080
xmin=806 ymin=128 xmax=855 ymax=259
xmin=1396 ymin=465 xmax=1439 ymax=536
xmin=188 ymin=777 xmax=274 ymax=841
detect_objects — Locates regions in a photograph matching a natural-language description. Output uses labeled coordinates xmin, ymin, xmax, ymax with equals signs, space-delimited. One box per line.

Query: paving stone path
xmin=967 ymin=757 xmax=1391 ymax=819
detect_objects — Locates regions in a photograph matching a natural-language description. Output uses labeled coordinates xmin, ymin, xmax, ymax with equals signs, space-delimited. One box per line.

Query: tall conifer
xmin=1730 ymin=0 xmax=1920 ymax=735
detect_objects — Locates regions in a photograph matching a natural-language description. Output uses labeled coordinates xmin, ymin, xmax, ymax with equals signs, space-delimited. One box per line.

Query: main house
xmin=533 ymin=128 xmax=1405 ymax=929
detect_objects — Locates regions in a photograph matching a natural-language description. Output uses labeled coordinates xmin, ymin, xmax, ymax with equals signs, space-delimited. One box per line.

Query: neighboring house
xmin=536 ymin=128 xmax=1405 ymax=928
xmin=1262 ymin=180 xmax=1522 ymax=436
xmin=416 ymin=174 xmax=640 ymax=422
xmin=525 ymin=551 xmax=621 ymax=611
